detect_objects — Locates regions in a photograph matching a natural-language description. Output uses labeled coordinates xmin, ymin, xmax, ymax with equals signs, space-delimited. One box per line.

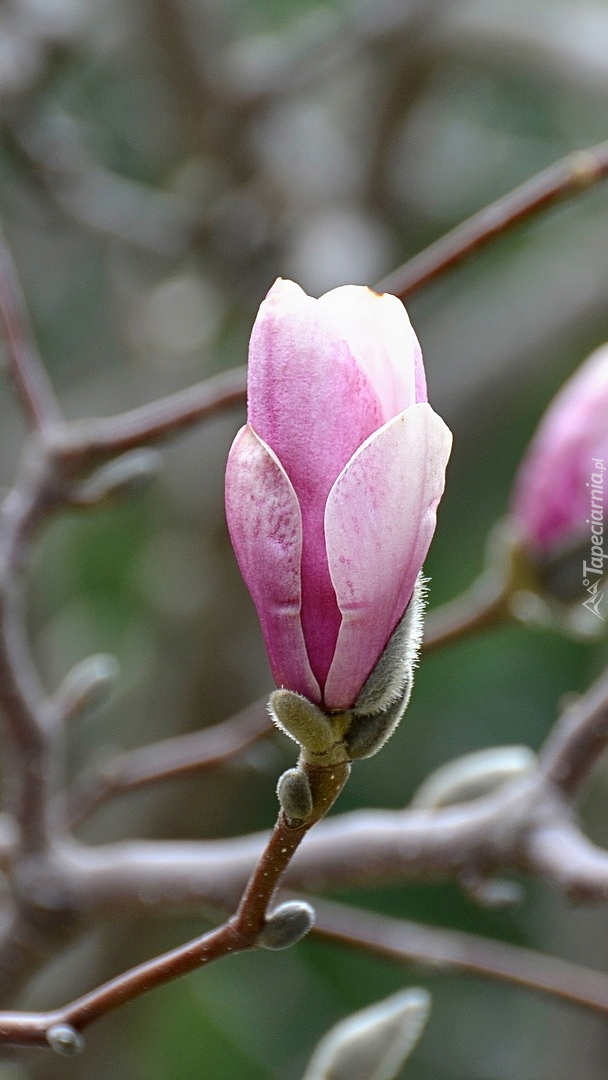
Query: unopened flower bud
xmin=509 ymin=344 xmax=608 ymax=622
xmin=226 ymin=279 xmax=451 ymax=713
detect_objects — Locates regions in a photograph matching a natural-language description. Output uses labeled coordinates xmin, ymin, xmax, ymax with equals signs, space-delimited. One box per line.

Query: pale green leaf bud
xmin=277 ymin=767 xmax=313 ymax=823
xmin=46 ymin=1024 xmax=85 ymax=1055
xmin=269 ymin=690 xmax=337 ymax=754
xmin=53 ymin=654 xmax=120 ymax=723
xmin=410 ymin=745 xmax=536 ymax=809
xmin=301 ymin=988 xmax=431 ymax=1080
xmin=257 ymin=901 xmax=316 ymax=950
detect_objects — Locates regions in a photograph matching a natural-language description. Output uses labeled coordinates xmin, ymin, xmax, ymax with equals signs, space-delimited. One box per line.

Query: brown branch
xmin=45 ymin=366 xmax=247 ymax=476
xmin=312 ymin=897 xmax=608 ymax=1016
xmin=66 ymin=696 xmax=272 ymax=827
xmin=0 ymin=760 xmax=350 ymax=1049
xmin=375 ymin=139 xmax=608 ymax=300
xmin=0 ymin=223 xmax=63 ymax=432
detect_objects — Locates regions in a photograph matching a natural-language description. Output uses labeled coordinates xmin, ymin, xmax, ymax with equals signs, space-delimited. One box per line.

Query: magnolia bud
xmin=226 ymin=279 xmax=451 ymax=713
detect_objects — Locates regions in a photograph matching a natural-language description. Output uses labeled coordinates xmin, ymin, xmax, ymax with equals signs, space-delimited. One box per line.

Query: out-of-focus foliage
xmin=2 ymin=0 xmax=608 ymax=1077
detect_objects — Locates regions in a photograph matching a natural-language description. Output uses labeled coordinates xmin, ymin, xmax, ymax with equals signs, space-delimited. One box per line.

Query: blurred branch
xmin=0 ymin=446 xmax=62 ymax=853
xmin=0 ymin=222 xmax=62 ymax=431
xmin=10 ymin=105 xmax=196 ymax=256
xmin=45 ymin=366 xmax=247 ymax=475
xmin=538 ymin=666 xmax=608 ymax=799
xmin=50 ymin=752 xmax=608 ymax=926
xmin=376 ymin=139 xmax=608 ymax=299
xmin=423 ymin=571 xmax=510 ymax=652
xmin=312 ymin=897 xmax=608 ymax=1016
xmin=66 ymin=695 xmax=271 ymax=827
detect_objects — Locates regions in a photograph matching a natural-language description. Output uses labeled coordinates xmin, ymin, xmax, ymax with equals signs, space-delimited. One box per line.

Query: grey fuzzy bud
xmin=354 ymin=575 xmax=425 ymax=718
xmin=54 ymin=654 xmax=120 ymax=723
xmin=46 ymin=1024 xmax=85 ymax=1055
xmin=344 ymin=577 xmax=425 ymax=760
xmin=257 ymin=901 xmax=316 ymax=950
xmin=345 ymin=694 xmax=407 ymax=760
xmin=71 ymin=449 xmax=161 ymax=506
xmin=301 ymin=988 xmax=431 ymax=1080
xmin=277 ymin=767 xmax=313 ymax=823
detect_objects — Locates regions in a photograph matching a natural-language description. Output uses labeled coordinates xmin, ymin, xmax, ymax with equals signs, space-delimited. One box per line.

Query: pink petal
xmin=248 ymin=278 xmax=387 ymax=688
xmin=511 ymin=344 xmax=608 ymax=553
xmin=318 ymin=285 xmax=427 ymax=416
xmin=225 ymin=425 xmax=321 ymax=703
xmin=323 ymin=403 xmax=452 ymax=710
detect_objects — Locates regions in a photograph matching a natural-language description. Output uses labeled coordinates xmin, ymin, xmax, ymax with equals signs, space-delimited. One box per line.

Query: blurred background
xmin=1 ymin=0 xmax=608 ymax=1076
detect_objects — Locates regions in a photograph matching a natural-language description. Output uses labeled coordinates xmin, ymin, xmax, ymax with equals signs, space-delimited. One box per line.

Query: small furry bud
xmin=46 ymin=1024 xmax=85 ymax=1056
xmin=269 ymin=690 xmax=336 ymax=754
xmin=301 ymin=988 xmax=431 ymax=1080
xmin=354 ymin=576 xmax=425 ymax=718
xmin=71 ymin=449 xmax=161 ymax=506
xmin=257 ymin=901 xmax=316 ymax=950
xmin=277 ymin=768 xmax=313 ymax=823
xmin=410 ymin=745 xmax=536 ymax=809
xmin=54 ymin=654 xmax=120 ymax=722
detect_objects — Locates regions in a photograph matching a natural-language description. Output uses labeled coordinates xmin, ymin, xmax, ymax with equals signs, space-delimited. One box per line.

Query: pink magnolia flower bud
xmin=225 ymin=279 xmax=452 ymax=711
xmin=511 ymin=344 xmax=608 ymax=558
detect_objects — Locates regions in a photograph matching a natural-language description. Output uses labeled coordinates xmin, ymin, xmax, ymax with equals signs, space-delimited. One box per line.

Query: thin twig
xmin=0 ymin=223 xmax=63 ymax=431
xmin=45 ymin=366 xmax=247 ymax=474
xmin=0 ymin=761 xmax=350 ymax=1048
xmin=375 ymin=140 xmax=608 ymax=299
xmin=312 ymin=897 xmax=608 ymax=1016
xmin=66 ymin=696 xmax=272 ymax=827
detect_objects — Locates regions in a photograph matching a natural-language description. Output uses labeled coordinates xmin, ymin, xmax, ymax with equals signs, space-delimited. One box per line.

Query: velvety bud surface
xmin=226 ymin=279 xmax=452 ymax=710
xmin=511 ymin=344 xmax=608 ymax=555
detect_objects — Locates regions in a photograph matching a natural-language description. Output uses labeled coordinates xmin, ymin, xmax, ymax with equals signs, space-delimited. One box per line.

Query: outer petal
xmin=248 ymin=278 xmax=387 ymax=687
xmin=323 ymin=403 xmax=452 ymax=710
xmin=225 ymin=424 xmax=321 ymax=703
xmin=318 ymin=285 xmax=427 ymax=416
